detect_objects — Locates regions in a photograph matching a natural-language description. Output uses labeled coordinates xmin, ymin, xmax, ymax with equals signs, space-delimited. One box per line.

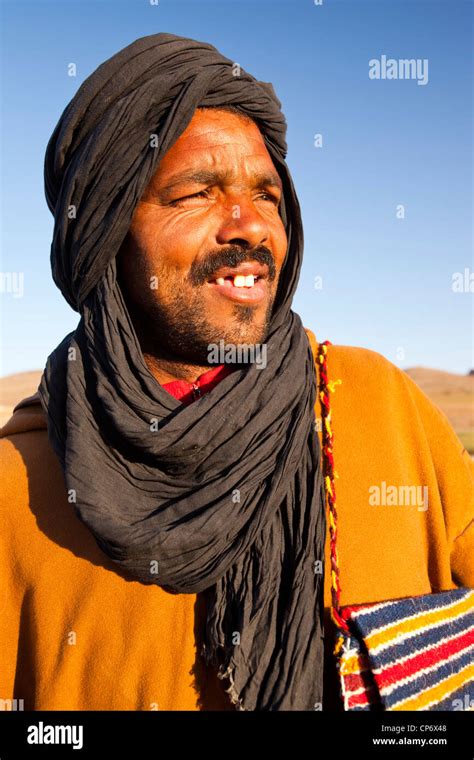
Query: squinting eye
xmin=170 ymin=190 xmax=209 ymax=206
xmin=169 ymin=189 xmax=280 ymax=207
xmin=258 ymin=192 xmax=280 ymax=205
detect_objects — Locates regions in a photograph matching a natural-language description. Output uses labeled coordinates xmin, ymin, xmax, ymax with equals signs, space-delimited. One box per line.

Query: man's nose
xmin=215 ymin=195 xmax=270 ymax=250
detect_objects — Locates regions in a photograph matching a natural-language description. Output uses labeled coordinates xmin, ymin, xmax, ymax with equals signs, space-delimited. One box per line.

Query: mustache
xmin=188 ymin=244 xmax=277 ymax=286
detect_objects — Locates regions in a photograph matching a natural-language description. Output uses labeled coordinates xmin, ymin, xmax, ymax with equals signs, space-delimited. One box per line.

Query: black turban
xmin=39 ymin=32 xmax=326 ymax=711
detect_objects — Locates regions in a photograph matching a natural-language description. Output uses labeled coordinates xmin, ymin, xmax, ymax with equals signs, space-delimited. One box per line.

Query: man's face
xmin=118 ymin=108 xmax=288 ymax=364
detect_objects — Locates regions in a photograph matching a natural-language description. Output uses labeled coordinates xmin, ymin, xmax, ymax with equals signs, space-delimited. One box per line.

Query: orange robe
xmin=1 ymin=329 xmax=472 ymax=710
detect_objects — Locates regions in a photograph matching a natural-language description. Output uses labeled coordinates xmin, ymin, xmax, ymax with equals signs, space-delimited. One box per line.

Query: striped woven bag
xmin=317 ymin=341 xmax=474 ymax=711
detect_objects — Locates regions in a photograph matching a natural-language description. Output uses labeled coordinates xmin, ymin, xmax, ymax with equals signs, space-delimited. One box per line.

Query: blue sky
xmin=1 ymin=0 xmax=472 ymax=376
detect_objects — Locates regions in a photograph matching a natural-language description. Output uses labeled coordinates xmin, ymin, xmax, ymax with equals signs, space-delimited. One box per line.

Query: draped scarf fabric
xmin=39 ymin=32 xmax=326 ymax=711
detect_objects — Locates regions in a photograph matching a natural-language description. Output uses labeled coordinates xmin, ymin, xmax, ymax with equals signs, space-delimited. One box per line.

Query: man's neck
xmin=143 ymin=351 xmax=211 ymax=385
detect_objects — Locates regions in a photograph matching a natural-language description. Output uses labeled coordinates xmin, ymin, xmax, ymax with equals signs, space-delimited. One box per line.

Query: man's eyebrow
xmin=159 ymin=168 xmax=283 ymax=195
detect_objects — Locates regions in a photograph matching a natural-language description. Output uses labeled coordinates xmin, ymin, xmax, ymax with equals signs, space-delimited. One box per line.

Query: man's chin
xmin=212 ymin=322 xmax=269 ymax=348
xmin=213 ymin=299 xmax=272 ymax=343
xmin=126 ymin=292 xmax=272 ymax=366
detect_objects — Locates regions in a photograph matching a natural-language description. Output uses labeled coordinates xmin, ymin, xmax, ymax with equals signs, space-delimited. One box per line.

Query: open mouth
xmin=206 ymin=263 xmax=269 ymax=304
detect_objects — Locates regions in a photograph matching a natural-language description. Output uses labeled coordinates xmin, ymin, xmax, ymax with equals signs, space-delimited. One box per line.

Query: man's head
xmin=117 ymin=105 xmax=288 ymax=367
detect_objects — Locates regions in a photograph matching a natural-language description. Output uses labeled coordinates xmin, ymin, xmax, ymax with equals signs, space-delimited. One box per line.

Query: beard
xmin=124 ymin=278 xmax=274 ymax=366
xmin=119 ymin=242 xmax=278 ymax=367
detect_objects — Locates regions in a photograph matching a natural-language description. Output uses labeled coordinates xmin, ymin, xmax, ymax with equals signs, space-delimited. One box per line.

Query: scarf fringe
xmin=201 ymin=639 xmax=247 ymax=710
xmin=217 ymin=660 xmax=247 ymax=711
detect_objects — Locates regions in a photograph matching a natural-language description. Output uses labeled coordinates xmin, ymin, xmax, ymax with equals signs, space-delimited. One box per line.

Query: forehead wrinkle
xmin=182 ymin=118 xmax=265 ymax=139
xmin=153 ymin=133 xmax=283 ymax=196
xmin=159 ymin=164 xmax=282 ymax=194
xmin=184 ymin=124 xmax=263 ymax=137
xmin=166 ymin=139 xmax=270 ymax=157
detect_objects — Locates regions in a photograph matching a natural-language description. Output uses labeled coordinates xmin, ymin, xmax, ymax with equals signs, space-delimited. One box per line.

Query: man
xmin=1 ymin=33 xmax=472 ymax=712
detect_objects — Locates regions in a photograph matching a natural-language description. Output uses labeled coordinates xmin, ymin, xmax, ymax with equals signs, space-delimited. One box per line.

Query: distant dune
xmin=0 ymin=366 xmax=473 ymax=453
xmin=405 ymin=367 xmax=474 ymax=455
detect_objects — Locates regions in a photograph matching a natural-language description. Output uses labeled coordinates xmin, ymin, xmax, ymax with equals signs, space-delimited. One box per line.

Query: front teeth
xmin=215 ymin=274 xmax=257 ymax=287
xmin=233 ymin=275 xmax=255 ymax=287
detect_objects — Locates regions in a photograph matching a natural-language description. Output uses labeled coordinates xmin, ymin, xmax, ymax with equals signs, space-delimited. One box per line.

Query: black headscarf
xmin=39 ymin=32 xmax=326 ymax=711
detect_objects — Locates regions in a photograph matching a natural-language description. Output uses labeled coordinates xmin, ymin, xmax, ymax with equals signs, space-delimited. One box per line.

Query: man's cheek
xmin=156 ymin=208 xmax=211 ymax=238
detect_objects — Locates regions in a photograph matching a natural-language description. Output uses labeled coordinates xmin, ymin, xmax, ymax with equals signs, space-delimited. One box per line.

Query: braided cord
xmin=316 ymin=340 xmax=350 ymax=635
